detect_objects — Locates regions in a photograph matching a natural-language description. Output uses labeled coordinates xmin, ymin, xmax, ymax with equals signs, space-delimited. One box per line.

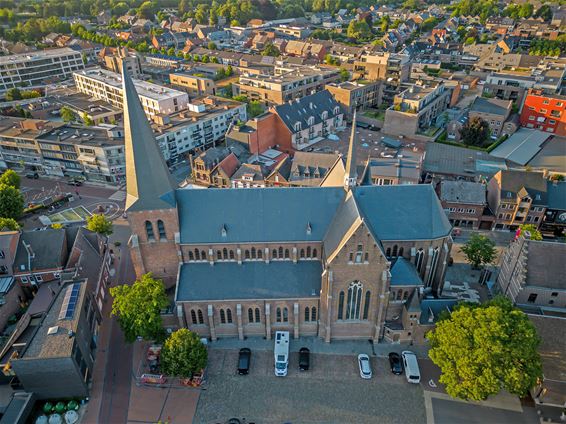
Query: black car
xmin=25 ymin=172 xmax=39 ymax=179
xmin=237 ymin=348 xmax=251 ymax=375
xmin=299 ymin=347 xmax=310 ymax=371
xmin=67 ymin=179 xmax=83 ymax=186
xmin=388 ymin=352 xmax=403 ymax=375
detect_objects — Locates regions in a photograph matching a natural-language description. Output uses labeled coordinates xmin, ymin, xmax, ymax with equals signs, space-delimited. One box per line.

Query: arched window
xmin=251 ymin=247 xmax=256 ymax=259
xmin=272 ymin=249 xmax=277 ymax=259
xmin=257 ymin=249 xmax=263 ymax=259
xmin=217 ymin=250 xmax=222 ymax=260
xmin=346 ymin=281 xmax=363 ymax=320
xmin=245 ymin=250 xmax=250 ymax=259
xmin=284 ymin=249 xmax=290 ymax=259
xmin=363 ymin=291 xmax=371 ymax=320
xmin=276 ymin=307 xmax=282 ymax=322
xmin=145 ymin=221 xmax=155 ymax=240
xmin=338 ymin=291 xmax=345 ymax=320
xmin=283 ymin=307 xmax=288 ymax=322
xmin=312 ymin=248 xmax=317 ymax=258
xmin=399 ymin=247 xmax=404 ymax=257
xmin=255 ymin=308 xmax=261 ymax=323
xmin=306 ymin=246 xmax=311 ymax=258
xmin=226 ymin=308 xmax=233 ymax=323
xmin=403 ymin=291 xmax=409 ymax=301
xmin=223 ymin=248 xmax=228 ymax=259
xmin=220 ymin=309 xmax=226 ymax=324
xmin=396 ymin=290 xmax=402 ymax=301
xmin=392 ymin=245 xmax=398 ymax=257
xmin=416 ymin=248 xmax=425 ymax=273
xmin=191 ymin=310 xmax=197 ymax=324
xmin=311 ymin=306 xmax=316 ymax=321
xmin=194 ymin=249 xmax=200 ymax=261
xmin=157 ymin=220 xmax=166 ymax=239
xmin=279 ymin=246 xmax=283 ymax=258
xmin=229 ymin=250 xmax=235 ymax=260
xmin=201 ymin=250 xmax=207 ymax=260
xmin=305 ymin=307 xmax=310 ymax=322
xmin=428 ymin=247 xmax=440 ymax=287
xmin=188 ymin=251 xmax=194 ymax=260
xmin=248 ymin=308 xmax=254 ymax=323
xmin=386 ymin=247 xmax=391 ymax=257
xmin=197 ymin=309 xmax=204 ymax=324
xmin=300 ymin=249 xmax=305 ymax=258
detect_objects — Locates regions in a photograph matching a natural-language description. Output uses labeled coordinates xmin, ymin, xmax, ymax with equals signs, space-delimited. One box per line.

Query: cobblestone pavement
xmin=194 ymin=349 xmax=426 ymax=424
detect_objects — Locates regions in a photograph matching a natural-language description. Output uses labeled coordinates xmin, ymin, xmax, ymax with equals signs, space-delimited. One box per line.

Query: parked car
xmin=401 ymin=351 xmax=421 ymax=384
xmin=388 ymin=352 xmax=403 ymax=375
xmin=299 ymin=347 xmax=310 ymax=371
xmin=237 ymin=348 xmax=251 ymax=375
xmin=357 ymin=354 xmax=372 ymax=379
xmin=66 ymin=178 xmax=83 ymax=186
xmin=25 ymin=172 xmax=39 ymax=179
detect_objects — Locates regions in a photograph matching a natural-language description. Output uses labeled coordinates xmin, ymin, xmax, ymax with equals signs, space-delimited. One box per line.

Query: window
xmin=223 ymin=248 xmax=228 ymax=259
xmin=355 ymin=244 xmax=363 ymax=263
xmin=283 ymin=307 xmax=288 ymax=322
xmin=201 ymin=250 xmax=206 ymax=260
xmin=551 ymin=292 xmax=558 ymax=297
xmin=363 ymin=291 xmax=370 ymax=320
xmin=305 ymin=307 xmax=310 ymax=322
xmin=255 ymin=308 xmax=261 ymax=322
xmin=398 ymin=247 xmax=404 ymax=257
xmin=276 ymin=307 xmax=282 ymax=322
xmin=194 ymin=249 xmax=200 ymax=260
xmin=217 ymin=250 xmax=222 ymax=260
xmin=189 ymin=251 xmax=194 ymax=260
xmin=403 ymin=291 xmax=409 ymax=300
xmin=145 ymin=221 xmax=155 ymax=240
xmin=337 ymin=291 xmax=345 ymax=320
xmin=386 ymin=248 xmax=391 ymax=257
xmin=392 ymin=245 xmax=398 ymax=257
xmin=245 ymin=250 xmax=250 ymax=259
xmin=248 ymin=308 xmax=254 ymax=323
xmin=157 ymin=220 xmax=166 ymax=239
xmin=300 ymin=249 xmax=305 ymax=258
xmin=197 ymin=309 xmax=204 ymax=324
xmin=306 ymin=246 xmax=311 ymax=258
xmin=272 ymin=249 xmax=277 ymax=259
xmin=346 ymin=281 xmax=363 ymax=320
xmin=229 ymin=250 xmax=235 ymax=260
xmin=415 ymin=249 xmax=425 ymax=273
xmin=258 ymin=249 xmax=263 ymax=259
xmin=312 ymin=248 xmax=317 ymax=258
xmin=278 ymin=246 xmax=283 ymax=258
xmin=191 ymin=310 xmax=197 ymax=324
xmin=527 ymin=293 xmax=537 ymax=303
xmin=220 ymin=309 xmax=226 ymax=324
xmin=251 ymin=247 xmax=256 ymax=259
xmin=284 ymin=249 xmax=290 ymax=259
xmin=226 ymin=309 xmax=233 ymax=323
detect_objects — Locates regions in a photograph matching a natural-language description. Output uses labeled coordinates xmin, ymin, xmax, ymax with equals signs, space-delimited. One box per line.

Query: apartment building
xmin=169 ymin=73 xmax=217 ymax=98
xmin=0 ymin=47 xmax=85 ymax=95
xmin=469 ymin=96 xmax=513 ymax=138
xmin=520 ymin=89 xmax=566 ymax=136
xmin=353 ymin=53 xmax=410 ymax=104
xmin=439 ymin=181 xmax=487 ymax=230
xmin=325 ymin=80 xmax=381 ymax=117
xmin=232 ymin=66 xmax=340 ymax=105
xmin=73 ymin=68 xmax=189 ymax=118
xmin=102 ymin=47 xmax=143 ymax=78
xmin=487 ymin=170 xmax=547 ymax=231
xmin=482 ymin=72 xmax=536 ymax=103
xmin=0 ymin=117 xmax=126 ymax=183
xmin=383 ymin=82 xmax=451 ymax=140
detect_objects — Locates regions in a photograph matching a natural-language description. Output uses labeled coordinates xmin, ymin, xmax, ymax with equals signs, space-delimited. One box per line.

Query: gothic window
xmin=300 ymin=249 xmax=305 ymax=258
xmin=311 ymin=307 xmax=317 ymax=321
xmin=283 ymin=307 xmax=289 ymax=322
xmin=220 ymin=309 xmax=226 ymax=324
xmin=355 ymin=244 xmax=363 ymax=263
xmin=279 ymin=246 xmax=283 ymax=258
xmin=312 ymin=248 xmax=317 ymax=258
xmin=245 ymin=250 xmax=250 ymax=259
xmin=197 ymin=309 xmax=204 ymax=324
xmin=223 ymin=248 xmax=228 ymax=259
xmin=194 ymin=249 xmax=200 ymax=261
xmin=272 ymin=249 xmax=278 ymax=259
xmin=276 ymin=307 xmax=282 ymax=322
xmin=226 ymin=308 xmax=233 ymax=323
xmin=398 ymin=247 xmax=404 ymax=257
xmin=188 ymin=251 xmax=194 ymax=260
xmin=145 ymin=221 xmax=155 ymax=240
xmin=229 ymin=250 xmax=235 ymax=260
xmin=396 ymin=290 xmax=402 ymax=301
xmin=190 ymin=310 xmax=197 ymax=324
xmin=201 ymin=250 xmax=207 ymax=260
xmin=338 ymin=291 xmax=345 ymax=320
xmin=363 ymin=291 xmax=371 ymax=320
xmin=386 ymin=248 xmax=391 ymax=257
xmin=346 ymin=281 xmax=363 ymax=320
xmin=217 ymin=250 xmax=222 ymax=260
xmin=258 ymin=249 xmax=263 ymax=259
xmin=364 ymin=252 xmax=369 ymax=262
xmin=305 ymin=307 xmax=310 ymax=322
xmin=392 ymin=245 xmax=398 ymax=257
xmin=306 ymin=246 xmax=311 ymax=258
xmin=403 ymin=291 xmax=409 ymax=300
xmin=415 ymin=248 xmax=425 ymax=273
xmin=284 ymin=249 xmax=290 ymax=258
xmin=248 ymin=308 xmax=254 ymax=323
xmin=157 ymin=220 xmax=166 ymax=239
xmin=255 ymin=308 xmax=261 ymax=323
xmin=428 ymin=247 xmax=440 ymax=287
xmin=251 ymin=247 xmax=256 ymax=259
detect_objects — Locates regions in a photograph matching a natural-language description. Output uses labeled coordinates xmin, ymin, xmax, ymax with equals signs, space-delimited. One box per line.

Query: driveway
xmin=194 ymin=349 xmax=426 ymax=424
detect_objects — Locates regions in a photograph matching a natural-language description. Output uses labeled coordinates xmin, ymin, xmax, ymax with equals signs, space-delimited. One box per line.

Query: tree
xmin=208 ymin=41 xmax=217 ymax=50
xmin=110 ymin=273 xmax=170 ymax=343
xmin=86 ymin=213 xmax=113 ymax=236
xmin=339 ymin=68 xmax=350 ymax=82
xmin=0 ymin=184 xmax=24 ymax=220
xmin=459 ymin=116 xmax=490 ymax=147
xmin=60 ymin=106 xmax=76 ymax=122
xmin=427 ymin=297 xmax=542 ymax=401
xmin=460 ymin=233 xmax=496 ymax=269
xmin=82 ymin=113 xmax=94 ymax=126
xmin=161 ymin=329 xmax=208 ymax=377
xmin=0 ymin=169 xmax=20 ymax=189
xmin=5 ymin=87 xmax=22 ymax=101
xmin=248 ymin=100 xmax=263 ymax=118
xmin=261 ymin=42 xmax=280 ymax=57
xmin=0 ymin=217 xmax=19 ymax=231
xmin=225 ymin=65 xmax=233 ymax=76
xmin=347 ymin=19 xmax=372 ymax=40
xmin=137 ymin=1 xmax=154 ymax=19
xmin=518 ymin=224 xmax=542 ymax=241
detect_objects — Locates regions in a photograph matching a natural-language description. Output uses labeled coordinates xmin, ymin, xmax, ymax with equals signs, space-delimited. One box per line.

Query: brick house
xmin=468 ymin=96 xmax=514 ymax=139
xmin=121 ymin=64 xmax=454 ymax=344
xmin=438 ymin=181 xmax=487 ymax=230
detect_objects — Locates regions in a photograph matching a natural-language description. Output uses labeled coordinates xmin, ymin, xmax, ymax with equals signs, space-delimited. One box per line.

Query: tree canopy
xmin=347 ymin=19 xmax=372 ymax=40
xmin=261 ymin=42 xmax=280 ymax=57
xmin=460 ymin=116 xmax=490 ymax=147
xmin=0 ymin=217 xmax=19 ymax=231
xmin=110 ymin=273 xmax=170 ymax=343
xmin=460 ymin=233 xmax=496 ymax=269
xmin=0 ymin=184 xmax=24 ymax=220
xmin=161 ymin=329 xmax=208 ymax=378
xmin=518 ymin=224 xmax=542 ymax=241
xmin=0 ymin=169 xmax=20 ymax=189
xmin=60 ymin=106 xmax=76 ymax=122
xmin=428 ymin=297 xmax=542 ymax=401
xmin=86 ymin=213 xmax=113 ymax=236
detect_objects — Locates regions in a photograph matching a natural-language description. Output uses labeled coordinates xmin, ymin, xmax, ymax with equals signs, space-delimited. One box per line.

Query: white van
xmin=401 ymin=351 xmax=421 ymax=384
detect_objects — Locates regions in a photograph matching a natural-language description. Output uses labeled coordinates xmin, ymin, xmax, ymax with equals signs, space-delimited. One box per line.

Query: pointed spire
xmin=344 ymin=110 xmax=358 ymax=191
xmin=122 ymin=62 xmax=176 ymax=212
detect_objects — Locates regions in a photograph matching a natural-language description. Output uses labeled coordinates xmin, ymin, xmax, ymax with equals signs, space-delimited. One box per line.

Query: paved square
xmin=195 ymin=349 xmax=426 ymax=424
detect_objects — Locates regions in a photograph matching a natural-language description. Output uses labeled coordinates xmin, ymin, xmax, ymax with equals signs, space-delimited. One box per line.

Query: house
xmin=520 ymin=89 xmax=566 ymax=136
xmin=226 ymin=113 xmax=292 ymax=155
xmin=191 ymin=145 xmax=248 ymax=187
xmin=468 ymin=96 xmax=514 ymax=139
xmin=231 ymin=163 xmax=266 ymax=188
xmin=439 ymin=181 xmax=487 ymax=230
xmin=287 ymin=152 xmax=343 ymax=187
xmin=209 ymin=153 xmax=240 ymax=188
xmin=540 ymin=180 xmax=566 ymax=238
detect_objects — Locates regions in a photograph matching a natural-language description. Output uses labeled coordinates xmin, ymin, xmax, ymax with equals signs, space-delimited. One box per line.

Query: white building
xmin=73 ymin=68 xmax=189 ymax=118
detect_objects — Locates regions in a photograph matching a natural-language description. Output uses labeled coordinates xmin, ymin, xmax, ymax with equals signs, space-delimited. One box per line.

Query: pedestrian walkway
xmin=109 ymin=190 xmax=127 ymax=201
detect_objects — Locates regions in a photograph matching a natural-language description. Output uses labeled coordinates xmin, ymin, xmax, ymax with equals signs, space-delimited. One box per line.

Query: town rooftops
xmin=14 ymin=229 xmax=67 ymax=273
xmin=469 ymin=96 xmax=512 ymax=116
xmin=547 ymin=181 xmax=566 ymax=211
xmin=0 ymin=47 xmax=80 ymax=65
xmin=524 ymin=241 xmax=566 ymax=290
xmin=497 ymin=170 xmax=548 ymax=205
xmin=390 ymin=258 xmax=423 ymax=287
xmin=439 ymin=180 xmax=486 ymax=205
xmin=490 ymin=128 xmax=552 ymax=166
xmin=289 ymin=151 xmax=341 ymax=187
xmin=274 ymin=90 xmax=341 ymax=133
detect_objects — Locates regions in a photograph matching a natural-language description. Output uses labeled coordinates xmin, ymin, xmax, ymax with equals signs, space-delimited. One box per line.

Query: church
xmin=121 ymin=65 xmax=454 ymax=344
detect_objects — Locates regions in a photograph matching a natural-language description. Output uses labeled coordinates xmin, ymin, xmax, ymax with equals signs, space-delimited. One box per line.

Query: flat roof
xmin=491 ymin=128 xmax=551 ymax=165
xmin=0 ymin=47 xmax=80 ymax=65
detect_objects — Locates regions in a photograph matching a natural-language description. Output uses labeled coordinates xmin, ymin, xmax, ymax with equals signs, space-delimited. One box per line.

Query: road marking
xmin=109 ymin=190 xmax=126 ymax=201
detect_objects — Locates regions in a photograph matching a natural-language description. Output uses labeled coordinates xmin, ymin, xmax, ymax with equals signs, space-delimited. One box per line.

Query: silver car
xmin=358 ymin=354 xmax=372 ymax=379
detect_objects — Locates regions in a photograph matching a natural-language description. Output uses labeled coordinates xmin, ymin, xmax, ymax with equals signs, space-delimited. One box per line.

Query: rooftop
xmin=439 ymin=180 xmax=486 ymax=205
xmin=469 ymin=96 xmax=512 ymax=116
xmin=0 ymin=47 xmax=80 ymax=65
xmin=525 ymin=240 xmax=566 ymax=290
xmin=490 ymin=128 xmax=552 ymax=166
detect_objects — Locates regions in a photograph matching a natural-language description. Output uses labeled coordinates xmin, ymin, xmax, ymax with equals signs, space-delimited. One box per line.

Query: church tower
xmin=122 ymin=63 xmax=180 ymax=286
xmin=344 ymin=110 xmax=358 ymax=190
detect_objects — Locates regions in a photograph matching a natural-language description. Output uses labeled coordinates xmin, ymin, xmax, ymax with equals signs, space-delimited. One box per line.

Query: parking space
xmin=196 ymin=349 xmax=425 ymax=424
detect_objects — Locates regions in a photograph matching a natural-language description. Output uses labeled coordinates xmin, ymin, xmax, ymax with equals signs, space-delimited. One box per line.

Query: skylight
xmin=58 ymin=283 xmax=81 ymax=320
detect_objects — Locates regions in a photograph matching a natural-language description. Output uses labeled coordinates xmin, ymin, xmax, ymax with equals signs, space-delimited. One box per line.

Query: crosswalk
xmin=109 ymin=190 xmax=126 ymax=201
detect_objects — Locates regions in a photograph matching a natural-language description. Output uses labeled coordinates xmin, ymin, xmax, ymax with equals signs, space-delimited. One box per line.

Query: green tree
xmin=86 ymin=213 xmax=113 ymax=236
xmin=82 ymin=112 xmax=94 ymax=126
xmin=60 ymin=106 xmax=76 ymax=122
xmin=519 ymin=224 xmax=542 ymax=241
xmin=460 ymin=116 xmax=490 ymax=147
xmin=5 ymin=87 xmax=22 ymax=101
xmin=261 ymin=42 xmax=280 ymax=57
xmin=0 ymin=184 xmax=24 ymax=220
xmin=248 ymin=100 xmax=263 ymax=118
xmin=428 ymin=297 xmax=542 ymax=401
xmin=0 ymin=169 xmax=20 ymax=189
xmin=460 ymin=233 xmax=496 ymax=269
xmin=167 ymin=47 xmax=176 ymax=56
xmin=347 ymin=19 xmax=372 ymax=39
xmin=208 ymin=41 xmax=217 ymax=50
xmin=137 ymin=1 xmax=155 ymax=19
xmin=161 ymin=329 xmax=208 ymax=377
xmin=110 ymin=273 xmax=170 ymax=343
xmin=339 ymin=68 xmax=350 ymax=82
xmin=225 ymin=65 xmax=233 ymax=76
xmin=0 ymin=217 xmax=19 ymax=231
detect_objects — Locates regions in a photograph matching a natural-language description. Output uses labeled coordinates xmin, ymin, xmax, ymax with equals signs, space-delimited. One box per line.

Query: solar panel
xmin=58 ymin=283 xmax=81 ymax=320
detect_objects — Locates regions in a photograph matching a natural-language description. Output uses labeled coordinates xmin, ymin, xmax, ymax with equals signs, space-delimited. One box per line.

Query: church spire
xmin=122 ymin=62 xmax=176 ymax=212
xmin=344 ymin=110 xmax=358 ymax=191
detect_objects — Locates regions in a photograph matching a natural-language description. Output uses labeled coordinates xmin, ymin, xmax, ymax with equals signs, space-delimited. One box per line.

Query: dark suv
xmin=237 ymin=348 xmax=251 ymax=375
xmin=299 ymin=348 xmax=310 ymax=371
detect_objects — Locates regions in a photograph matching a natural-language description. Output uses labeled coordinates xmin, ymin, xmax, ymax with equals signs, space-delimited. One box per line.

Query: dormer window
xmin=221 ymin=224 xmax=227 ymax=237
xmin=334 ymin=106 xmax=340 ymax=115
xmin=321 ymin=111 xmax=328 ymax=120
xmin=306 ymin=222 xmax=312 ymax=235
xmin=294 ymin=122 xmax=302 ymax=131
xmin=307 ymin=116 xmax=314 ymax=126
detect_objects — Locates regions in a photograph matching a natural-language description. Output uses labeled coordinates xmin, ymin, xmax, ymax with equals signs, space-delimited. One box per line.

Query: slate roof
xmin=14 ymin=229 xmax=66 ymax=273
xmin=528 ymin=315 xmax=566 ymax=384
xmin=439 ymin=180 xmax=486 ymax=204
xmin=322 ymin=191 xmax=362 ymax=261
xmin=498 ymin=170 xmax=548 ymax=205
xmin=274 ymin=90 xmax=341 ymax=134
xmin=390 ymin=258 xmax=423 ymax=286
xmin=547 ymin=181 xmax=566 ymax=211
xmin=175 ymin=184 xmax=452 ymax=244
xmin=289 ymin=151 xmax=341 ymax=187
xmin=419 ymin=298 xmax=458 ymax=324
xmin=470 ymin=96 xmax=512 ymax=116
xmin=176 ymin=261 xmax=322 ymax=301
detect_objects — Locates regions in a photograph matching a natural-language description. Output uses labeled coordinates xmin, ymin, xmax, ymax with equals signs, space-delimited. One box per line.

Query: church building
xmin=121 ymin=65 xmax=454 ymax=344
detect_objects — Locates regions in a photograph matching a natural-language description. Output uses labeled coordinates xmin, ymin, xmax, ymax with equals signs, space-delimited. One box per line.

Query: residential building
xmin=353 ymin=53 xmax=410 ymax=104
xmin=468 ymin=96 xmax=513 ymax=138
xmin=520 ymin=89 xmax=566 ymax=136
xmin=225 ymin=112 xmax=292 ymax=155
xmin=102 ymin=47 xmax=143 ymax=78
xmin=191 ymin=144 xmax=248 ymax=187
xmin=169 ymin=73 xmax=216 ymax=97
xmin=438 ymin=181 xmax=487 ymax=229
xmin=541 ymin=180 xmax=566 ymax=238
xmin=482 ymin=72 xmax=536 ymax=104
xmin=120 ymin=65 xmax=453 ymax=346
xmin=73 ymin=68 xmax=189 ymax=118
xmin=287 ymin=152 xmax=344 ymax=187
xmin=0 ymin=48 xmax=85 ymax=95
xmin=273 ymin=25 xmax=311 ymax=39
xmin=231 ymin=163 xmax=266 ymax=188
xmin=325 ymin=81 xmax=381 ymax=117
xmin=232 ymin=66 xmax=340 ymax=106
xmin=487 ymin=170 xmax=547 ymax=230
